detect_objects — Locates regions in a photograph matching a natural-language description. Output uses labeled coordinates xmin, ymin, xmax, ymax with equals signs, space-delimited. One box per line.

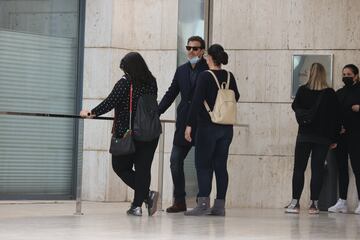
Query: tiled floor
xmin=0 ymin=201 xmax=359 ymax=240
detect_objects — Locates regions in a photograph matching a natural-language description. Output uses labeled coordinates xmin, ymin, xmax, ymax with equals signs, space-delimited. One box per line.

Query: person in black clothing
xmin=285 ymin=63 xmax=340 ymax=214
xmin=184 ymin=44 xmax=240 ymax=216
xmin=328 ymin=64 xmax=360 ymax=214
xmin=80 ymin=52 xmax=159 ymax=217
xmin=158 ymin=36 xmax=208 ymax=213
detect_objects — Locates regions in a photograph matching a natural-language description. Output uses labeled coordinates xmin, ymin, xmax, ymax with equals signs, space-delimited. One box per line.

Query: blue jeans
xmin=195 ymin=123 xmax=233 ymax=200
xmin=169 ymin=144 xmax=192 ymax=203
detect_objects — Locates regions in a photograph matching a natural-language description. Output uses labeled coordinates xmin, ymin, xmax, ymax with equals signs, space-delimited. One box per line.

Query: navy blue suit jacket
xmin=159 ymin=58 xmax=208 ymax=146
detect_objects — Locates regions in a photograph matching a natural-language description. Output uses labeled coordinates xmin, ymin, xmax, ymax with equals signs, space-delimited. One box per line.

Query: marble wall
xmin=212 ymin=0 xmax=360 ymax=209
xmin=82 ymin=0 xmax=360 ymax=210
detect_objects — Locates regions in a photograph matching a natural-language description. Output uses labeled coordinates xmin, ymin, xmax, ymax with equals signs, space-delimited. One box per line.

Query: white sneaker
xmin=354 ymin=203 xmax=360 ymax=215
xmin=328 ymin=199 xmax=348 ymax=213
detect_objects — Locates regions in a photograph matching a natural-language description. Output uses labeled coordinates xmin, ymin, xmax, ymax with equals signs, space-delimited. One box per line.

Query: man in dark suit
xmin=158 ymin=36 xmax=208 ymax=212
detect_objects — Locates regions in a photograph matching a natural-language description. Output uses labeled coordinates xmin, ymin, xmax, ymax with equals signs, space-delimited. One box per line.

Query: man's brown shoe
xmin=166 ymin=202 xmax=187 ymax=213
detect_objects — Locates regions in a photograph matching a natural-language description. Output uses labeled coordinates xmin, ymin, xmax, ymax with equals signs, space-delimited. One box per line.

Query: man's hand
xmin=184 ymin=126 xmax=192 ymax=142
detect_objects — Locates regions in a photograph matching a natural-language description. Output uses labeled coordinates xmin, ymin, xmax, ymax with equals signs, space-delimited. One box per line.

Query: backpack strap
xmin=206 ymin=70 xmax=221 ymax=89
xmin=203 ymin=70 xmax=230 ymax=113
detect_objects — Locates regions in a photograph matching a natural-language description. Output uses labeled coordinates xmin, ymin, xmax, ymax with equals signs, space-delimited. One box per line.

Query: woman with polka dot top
xmin=80 ymin=52 xmax=159 ymax=217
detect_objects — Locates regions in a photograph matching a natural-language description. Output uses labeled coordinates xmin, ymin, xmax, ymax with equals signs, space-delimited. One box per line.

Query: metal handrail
xmin=0 ymin=111 xmax=249 ymax=214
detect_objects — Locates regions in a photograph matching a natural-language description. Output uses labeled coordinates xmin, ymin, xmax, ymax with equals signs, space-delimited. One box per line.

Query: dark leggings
xmin=336 ymin=135 xmax=360 ymax=200
xmin=111 ymin=138 xmax=159 ymax=207
xmin=292 ymin=141 xmax=329 ymax=200
xmin=195 ymin=123 xmax=233 ymax=200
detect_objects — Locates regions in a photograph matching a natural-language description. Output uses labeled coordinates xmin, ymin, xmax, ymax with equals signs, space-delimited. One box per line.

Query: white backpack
xmin=203 ymin=70 xmax=237 ymax=125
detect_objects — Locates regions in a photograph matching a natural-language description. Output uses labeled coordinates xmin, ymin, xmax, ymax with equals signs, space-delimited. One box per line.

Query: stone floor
xmin=0 ymin=201 xmax=359 ymax=240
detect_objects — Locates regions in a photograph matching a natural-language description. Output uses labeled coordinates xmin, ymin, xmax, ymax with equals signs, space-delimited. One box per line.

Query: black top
xmin=158 ymin=58 xmax=208 ymax=146
xmin=336 ymin=82 xmax=360 ymax=138
xmin=91 ymin=76 xmax=157 ymax=138
xmin=292 ymin=85 xmax=340 ymax=144
xmin=186 ymin=70 xmax=240 ymax=127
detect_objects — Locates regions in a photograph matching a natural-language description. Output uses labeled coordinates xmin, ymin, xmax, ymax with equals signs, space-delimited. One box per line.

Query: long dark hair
xmin=120 ymin=52 xmax=156 ymax=85
xmin=207 ymin=44 xmax=228 ymax=66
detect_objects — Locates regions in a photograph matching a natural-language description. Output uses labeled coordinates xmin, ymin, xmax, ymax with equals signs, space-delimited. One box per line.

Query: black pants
xmin=292 ymin=141 xmax=329 ymax=200
xmin=169 ymin=144 xmax=192 ymax=203
xmin=111 ymin=138 xmax=159 ymax=207
xmin=336 ymin=135 xmax=360 ymax=200
xmin=195 ymin=123 xmax=233 ymax=200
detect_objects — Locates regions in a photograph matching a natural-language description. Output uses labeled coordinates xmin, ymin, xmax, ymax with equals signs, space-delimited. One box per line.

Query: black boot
xmin=146 ymin=190 xmax=159 ymax=216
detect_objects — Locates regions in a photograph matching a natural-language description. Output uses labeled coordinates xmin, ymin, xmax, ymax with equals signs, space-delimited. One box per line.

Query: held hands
xmin=352 ymin=104 xmax=360 ymax=112
xmin=80 ymin=109 xmax=95 ymax=118
xmin=184 ymin=126 xmax=192 ymax=142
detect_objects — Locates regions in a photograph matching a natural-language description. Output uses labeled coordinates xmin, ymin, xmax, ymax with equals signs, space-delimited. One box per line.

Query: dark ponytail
xmin=343 ymin=64 xmax=359 ymax=76
xmin=207 ymin=44 xmax=228 ymax=66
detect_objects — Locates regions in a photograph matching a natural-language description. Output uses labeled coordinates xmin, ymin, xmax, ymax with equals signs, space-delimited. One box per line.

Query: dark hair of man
xmin=343 ymin=64 xmax=359 ymax=76
xmin=207 ymin=44 xmax=228 ymax=66
xmin=187 ymin=36 xmax=206 ymax=49
xmin=120 ymin=52 xmax=156 ymax=85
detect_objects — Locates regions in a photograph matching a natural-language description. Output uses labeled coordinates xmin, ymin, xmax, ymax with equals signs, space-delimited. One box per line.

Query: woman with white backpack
xmin=184 ymin=44 xmax=240 ymax=216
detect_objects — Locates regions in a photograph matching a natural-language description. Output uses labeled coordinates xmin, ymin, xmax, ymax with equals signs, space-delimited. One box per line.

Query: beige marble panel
xmin=226 ymin=155 xmax=313 ymax=208
xmin=105 ymin=157 xmax=128 ymax=201
xmin=231 ymin=102 xmax=296 ymax=156
xmin=230 ymin=50 xmax=292 ymax=102
xmin=288 ymin=1 xmax=360 ymax=50
xmin=82 ymin=99 xmax=112 ymax=151
xmin=85 ymin=0 xmax=113 ymax=47
xmin=83 ymin=48 xmax=113 ymax=99
xmin=213 ymin=0 xmax=360 ymax=50
xmin=213 ymin=0 xmax=289 ymax=49
xmin=82 ymin=150 xmax=109 ymax=201
xmin=111 ymin=0 xmax=177 ymax=49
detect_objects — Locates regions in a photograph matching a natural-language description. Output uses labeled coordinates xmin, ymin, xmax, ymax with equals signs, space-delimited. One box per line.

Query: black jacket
xmin=186 ymin=70 xmax=240 ymax=127
xmin=337 ymin=82 xmax=360 ymax=138
xmin=158 ymin=58 xmax=208 ymax=146
xmin=292 ymin=85 xmax=341 ymax=144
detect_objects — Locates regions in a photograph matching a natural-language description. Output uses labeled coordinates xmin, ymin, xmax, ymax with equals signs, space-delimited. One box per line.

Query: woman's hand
xmin=329 ymin=143 xmax=337 ymax=149
xmin=80 ymin=109 xmax=94 ymax=118
xmin=352 ymin=104 xmax=360 ymax=112
xmin=184 ymin=126 xmax=192 ymax=142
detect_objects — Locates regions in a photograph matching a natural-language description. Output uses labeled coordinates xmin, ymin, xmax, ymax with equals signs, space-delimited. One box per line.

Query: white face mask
xmin=188 ymin=56 xmax=200 ymax=65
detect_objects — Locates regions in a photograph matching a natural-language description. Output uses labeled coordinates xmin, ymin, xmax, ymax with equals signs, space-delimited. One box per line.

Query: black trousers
xmin=111 ymin=138 xmax=159 ymax=207
xmin=336 ymin=134 xmax=360 ymax=200
xmin=292 ymin=141 xmax=329 ymax=200
xmin=169 ymin=144 xmax=192 ymax=203
xmin=195 ymin=123 xmax=233 ymax=200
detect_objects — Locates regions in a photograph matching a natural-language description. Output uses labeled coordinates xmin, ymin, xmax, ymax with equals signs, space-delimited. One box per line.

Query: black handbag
xmin=295 ymin=90 xmax=325 ymax=126
xmin=109 ymin=81 xmax=135 ymax=156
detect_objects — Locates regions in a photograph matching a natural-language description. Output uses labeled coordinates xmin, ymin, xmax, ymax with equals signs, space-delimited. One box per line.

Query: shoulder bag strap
xmin=128 ymin=81 xmax=133 ymax=130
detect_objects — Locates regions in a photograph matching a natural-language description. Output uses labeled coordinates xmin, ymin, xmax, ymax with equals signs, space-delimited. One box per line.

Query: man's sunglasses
xmin=186 ymin=46 xmax=202 ymax=51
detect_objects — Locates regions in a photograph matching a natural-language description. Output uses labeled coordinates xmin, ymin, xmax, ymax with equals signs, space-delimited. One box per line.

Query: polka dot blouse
xmin=91 ymin=76 xmax=158 ymax=138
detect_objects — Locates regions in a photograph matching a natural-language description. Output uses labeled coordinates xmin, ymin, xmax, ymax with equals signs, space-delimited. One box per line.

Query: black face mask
xmin=342 ymin=77 xmax=354 ymax=86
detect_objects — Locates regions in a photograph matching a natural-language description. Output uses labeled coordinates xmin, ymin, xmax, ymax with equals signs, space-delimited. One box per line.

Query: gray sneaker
xmin=127 ymin=205 xmax=142 ymax=216
xmin=285 ymin=199 xmax=300 ymax=214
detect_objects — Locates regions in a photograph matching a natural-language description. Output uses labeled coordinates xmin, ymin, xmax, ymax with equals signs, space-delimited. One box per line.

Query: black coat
xmin=292 ymin=85 xmax=341 ymax=144
xmin=158 ymin=58 xmax=208 ymax=146
xmin=337 ymin=82 xmax=360 ymax=138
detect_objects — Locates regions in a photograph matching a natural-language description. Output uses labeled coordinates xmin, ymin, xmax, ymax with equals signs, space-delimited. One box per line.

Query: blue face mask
xmin=188 ymin=56 xmax=200 ymax=65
